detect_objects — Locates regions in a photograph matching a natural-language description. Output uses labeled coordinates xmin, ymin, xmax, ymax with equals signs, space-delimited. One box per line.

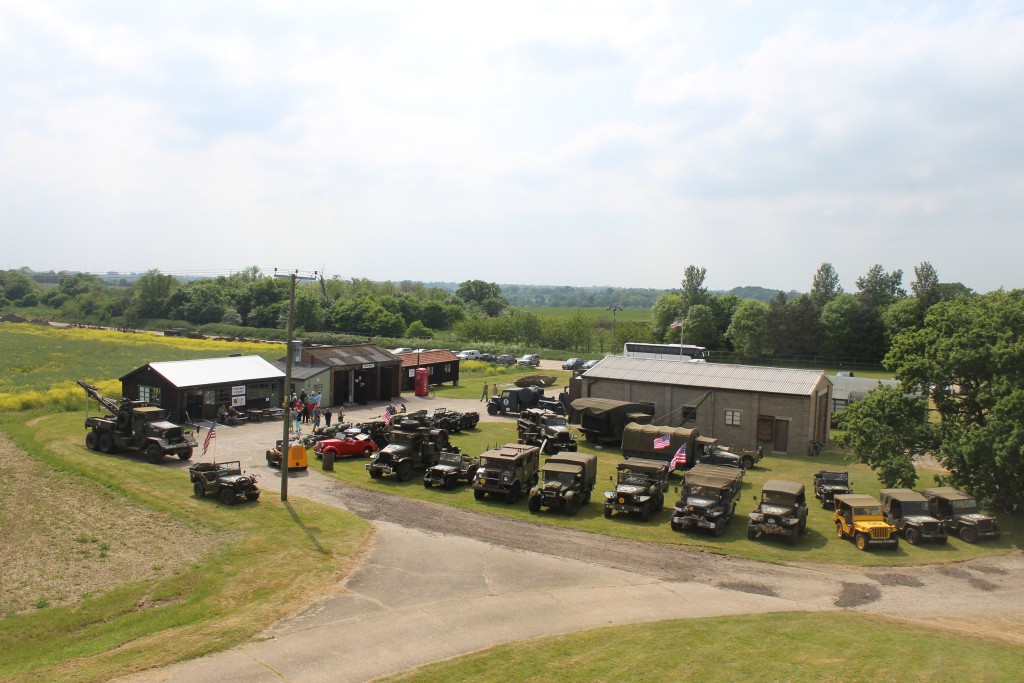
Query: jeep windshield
xmin=619 ymin=473 xmax=653 ymax=486
xmin=438 ymin=452 xmax=462 ymax=466
xmin=481 ymin=458 xmax=515 ymax=472
xmin=854 ymin=506 xmax=882 ymax=517
xmin=901 ymin=501 xmax=930 ymax=514
xmin=543 ymin=417 xmax=567 ymax=427
xmin=762 ymin=492 xmax=796 ymax=506
xmin=819 ymin=472 xmax=848 ymax=482
xmin=544 ymin=471 xmax=577 ymax=486
xmin=951 ymin=498 xmax=979 ymax=513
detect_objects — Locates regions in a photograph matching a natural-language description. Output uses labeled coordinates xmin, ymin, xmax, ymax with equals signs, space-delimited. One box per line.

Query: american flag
xmin=670 ymin=443 xmax=687 ymax=469
xmin=381 ymin=410 xmax=392 ymax=425
xmin=670 ymin=320 xmax=682 ymax=329
xmin=653 ymin=433 xmax=671 ymax=450
xmin=203 ymin=423 xmax=216 ymax=456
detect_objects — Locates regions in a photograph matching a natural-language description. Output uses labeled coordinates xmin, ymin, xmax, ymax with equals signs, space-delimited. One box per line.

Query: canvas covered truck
xmin=471 ymin=443 xmax=540 ymax=503
xmin=922 ymin=487 xmax=1000 ymax=543
xmin=78 ymin=380 xmax=196 ymax=464
xmin=670 ymin=464 xmax=745 ymax=536
xmin=571 ymin=398 xmax=655 ymax=444
xmin=603 ymin=458 xmax=670 ymax=521
xmin=527 ymin=453 xmax=597 ymax=516
xmin=366 ymin=420 xmax=452 ymax=481
xmin=517 ymin=408 xmax=578 ymax=454
xmin=621 ymin=423 xmax=699 ymax=472
xmin=486 ymin=386 xmax=565 ymax=416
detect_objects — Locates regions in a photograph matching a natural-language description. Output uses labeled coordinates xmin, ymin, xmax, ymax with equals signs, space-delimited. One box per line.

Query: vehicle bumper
xmin=752 ymin=522 xmax=798 ymax=537
xmin=672 ymin=514 xmax=720 ymax=530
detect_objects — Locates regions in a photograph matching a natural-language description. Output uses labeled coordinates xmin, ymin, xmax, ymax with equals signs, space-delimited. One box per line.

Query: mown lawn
xmin=318 ymin=421 xmax=1019 ymax=567
xmin=385 ymin=611 xmax=1024 ymax=682
xmin=0 ymin=411 xmax=370 ymax=683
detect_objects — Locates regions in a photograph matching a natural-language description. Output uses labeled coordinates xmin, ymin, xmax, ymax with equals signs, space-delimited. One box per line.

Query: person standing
xmin=291 ymin=407 xmax=301 ymax=435
xmin=492 ymin=383 xmax=499 ymax=398
xmin=481 ymin=382 xmax=489 ymax=401
xmin=324 ymin=407 xmax=333 ymax=427
xmin=313 ymin=405 xmax=322 ymax=429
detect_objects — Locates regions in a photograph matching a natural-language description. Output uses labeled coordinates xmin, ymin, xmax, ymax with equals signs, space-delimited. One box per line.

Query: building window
xmin=247 ymin=382 xmax=274 ymax=400
xmin=444 ymin=363 xmax=451 ymax=373
xmin=682 ymin=407 xmax=697 ymax=422
xmin=139 ymin=386 xmax=161 ymax=404
xmin=725 ymin=409 xmax=741 ymax=426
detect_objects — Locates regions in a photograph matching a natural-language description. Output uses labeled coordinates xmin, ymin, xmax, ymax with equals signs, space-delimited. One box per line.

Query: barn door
xmin=773 ymin=419 xmax=789 ymax=452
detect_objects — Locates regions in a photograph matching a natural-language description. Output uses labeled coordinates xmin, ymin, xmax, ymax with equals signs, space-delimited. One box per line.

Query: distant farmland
xmin=521 ymin=307 xmax=652 ymax=321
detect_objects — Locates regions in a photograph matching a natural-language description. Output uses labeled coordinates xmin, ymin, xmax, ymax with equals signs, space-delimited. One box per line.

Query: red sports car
xmin=313 ymin=434 xmax=378 ymax=459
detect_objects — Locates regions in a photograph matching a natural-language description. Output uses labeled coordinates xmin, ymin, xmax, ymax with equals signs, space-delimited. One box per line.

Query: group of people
xmin=289 ymin=389 xmax=341 ymax=435
xmin=480 ymin=382 xmax=500 ymax=401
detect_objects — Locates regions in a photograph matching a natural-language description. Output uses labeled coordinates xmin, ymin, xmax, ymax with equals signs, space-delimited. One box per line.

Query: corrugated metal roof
xmin=303 ymin=344 xmax=400 ymax=367
xmin=271 ymin=361 xmax=329 ymax=381
xmin=398 ymin=350 xmax=459 ymax=367
xmin=583 ymin=356 xmax=826 ymax=397
xmin=142 ymin=356 xmax=284 ymax=388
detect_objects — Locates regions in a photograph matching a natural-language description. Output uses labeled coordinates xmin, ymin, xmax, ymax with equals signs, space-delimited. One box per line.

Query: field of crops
xmin=0 ymin=323 xmax=283 ymax=411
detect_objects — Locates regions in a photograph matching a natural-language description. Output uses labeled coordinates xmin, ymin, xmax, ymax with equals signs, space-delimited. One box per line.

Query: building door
xmin=773 ymin=419 xmax=789 ymax=453
xmin=185 ymin=392 xmax=203 ymax=425
xmin=380 ymin=366 xmax=395 ymax=400
xmin=333 ymin=370 xmax=350 ymax=406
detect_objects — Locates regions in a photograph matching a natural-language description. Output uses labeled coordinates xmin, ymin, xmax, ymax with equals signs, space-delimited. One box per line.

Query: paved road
xmin=122 ymin=405 xmax=1024 ymax=683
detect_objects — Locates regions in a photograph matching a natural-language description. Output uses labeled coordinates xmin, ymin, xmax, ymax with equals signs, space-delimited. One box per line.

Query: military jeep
xmin=189 ymin=461 xmax=260 ymax=505
xmin=833 ymin=494 xmax=899 ymax=551
xmin=922 ymin=487 xmax=1000 ymax=543
xmin=603 ymin=458 xmax=670 ymax=522
xmin=423 ymin=450 xmax=479 ymax=490
xmin=471 ymin=443 xmax=540 ymax=503
xmin=813 ymin=470 xmax=853 ymax=509
xmin=879 ymin=488 xmax=948 ymax=545
xmin=528 ymin=453 xmax=597 ymax=516
xmin=517 ymin=408 xmax=578 ymax=455
xmin=365 ymin=421 xmax=452 ymax=481
xmin=670 ymin=464 xmax=745 ymax=536
xmin=747 ymin=479 xmax=808 ymax=546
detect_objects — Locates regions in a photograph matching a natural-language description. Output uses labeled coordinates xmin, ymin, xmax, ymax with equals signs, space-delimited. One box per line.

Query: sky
xmin=2 ymin=1 xmax=1023 ymax=294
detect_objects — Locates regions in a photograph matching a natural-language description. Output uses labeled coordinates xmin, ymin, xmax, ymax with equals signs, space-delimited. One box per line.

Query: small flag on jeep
xmin=653 ymin=433 xmax=670 ymax=449
xmin=381 ymin=410 xmax=392 ymax=425
xmin=203 ymin=423 xmax=216 ymax=455
xmin=670 ymin=442 xmax=687 ymax=468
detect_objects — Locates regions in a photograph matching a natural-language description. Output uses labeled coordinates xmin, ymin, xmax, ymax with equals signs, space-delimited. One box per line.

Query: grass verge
xmin=384 ymin=611 xmax=1024 ymax=682
xmin=319 ymin=421 xmax=1018 ymax=567
xmin=0 ymin=411 xmax=371 ymax=683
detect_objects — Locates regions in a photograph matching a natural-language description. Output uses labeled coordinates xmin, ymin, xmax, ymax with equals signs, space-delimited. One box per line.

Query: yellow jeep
xmin=833 ymin=493 xmax=899 ymax=551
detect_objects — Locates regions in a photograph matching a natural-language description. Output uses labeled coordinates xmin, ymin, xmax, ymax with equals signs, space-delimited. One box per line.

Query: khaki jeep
xmin=833 ymin=494 xmax=899 ymax=551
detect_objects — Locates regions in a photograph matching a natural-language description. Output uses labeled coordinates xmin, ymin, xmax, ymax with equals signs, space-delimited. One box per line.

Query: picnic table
xmin=246 ymin=409 xmax=264 ymax=422
xmin=263 ymin=407 xmax=285 ymax=420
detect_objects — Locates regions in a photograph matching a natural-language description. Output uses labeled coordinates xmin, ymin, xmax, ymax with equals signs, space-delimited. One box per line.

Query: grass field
xmin=385 ymin=611 xmax=1024 ymax=682
xmin=520 ymin=306 xmax=652 ymax=321
xmin=317 ymin=422 xmax=1018 ymax=567
xmin=0 ymin=323 xmax=283 ymax=411
xmin=0 ymin=411 xmax=370 ymax=683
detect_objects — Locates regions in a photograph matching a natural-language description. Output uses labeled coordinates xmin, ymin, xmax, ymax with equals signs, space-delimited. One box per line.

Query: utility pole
xmin=607 ymin=305 xmax=623 ymax=353
xmin=274 ymin=268 xmax=316 ymax=501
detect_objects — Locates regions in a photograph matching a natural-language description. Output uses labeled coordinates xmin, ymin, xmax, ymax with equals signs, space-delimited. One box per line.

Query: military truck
xmin=365 ymin=420 xmax=452 ymax=481
xmin=603 ymin=458 xmax=670 ymax=521
xmin=670 ymin=464 xmax=745 ymax=536
xmin=78 ymin=380 xmax=197 ymax=464
xmin=922 ymin=487 xmax=1000 ymax=543
xmin=833 ymin=493 xmax=899 ymax=551
xmin=486 ymin=386 xmax=564 ymax=416
xmin=571 ymin=398 xmax=655 ymax=445
xmin=813 ymin=470 xmax=853 ymax=509
xmin=189 ymin=461 xmax=260 ymax=504
xmin=622 ymin=423 xmax=699 ymax=471
xmin=517 ymin=408 xmax=578 ymax=455
xmin=471 ymin=443 xmax=540 ymax=503
xmin=423 ymin=450 xmax=480 ymax=490
xmin=423 ymin=407 xmax=480 ymax=433
xmin=747 ymin=480 xmax=808 ymax=546
xmin=879 ymin=488 xmax=948 ymax=545
xmin=527 ymin=453 xmax=597 ymax=516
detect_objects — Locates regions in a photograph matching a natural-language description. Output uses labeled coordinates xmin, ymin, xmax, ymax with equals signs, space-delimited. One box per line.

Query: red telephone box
xmin=414 ymin=367 xmax=430 ymax=397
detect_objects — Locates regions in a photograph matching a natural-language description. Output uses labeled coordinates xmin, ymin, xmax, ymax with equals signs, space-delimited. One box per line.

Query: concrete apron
xmin=120 ymin=521 xmax=821 ymax=683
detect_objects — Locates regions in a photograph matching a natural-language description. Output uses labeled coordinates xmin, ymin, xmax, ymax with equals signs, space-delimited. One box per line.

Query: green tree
xmin=833 ymin=386 xmax=935 ymax=488
xmin=405 ymin=320 xmax=433 ymax=339
xmin=886 ymin=290 xmax=1024 ymax=506
xmin=293 ymin=287 xmax=325 ymax=332
xmin=683 ymin=304 xmax=719 ymax=349
xmin=810 ymin=262 xmax=842 ymax=312
xmin=133 ymin=269 xmax=177 ymax=318
xmin=820 ymin=293 xmax=860 ymax=358
xmin=456 ymin=280 xmax=507 ymax=316
xmin=680 ymin=265 xmax=712 ymax=313
xmin=174 ymin=280 xmax=227 ymax=325
xmin=910 ymin=261 xmax=940 ymax=313
xmin=652 ymin=292 xmax=683 ymax=341
xmin=726 ymin=299 xmax=771 ymax=361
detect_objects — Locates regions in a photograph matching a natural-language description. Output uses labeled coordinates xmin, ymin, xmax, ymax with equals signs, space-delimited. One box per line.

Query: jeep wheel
xmin=528 ymin=496 xmax=541 ymax=514
xmin=179 ymin=447 xmax=193 ymax=461
xmin=640 ymin=501 xmax=652 ymax=522
xmin=905 ymin=527 xmax=921 ymax=545
xmin=604 ymin=506 xmax=612 ymax=519
xmin=788 ymin=527 xmax=800 ymax=546
xmin=362 ymin=447 xmax=373 ymax=457
xmin=369 ymin=468 xmax=383 ymax=479
xmin=747 ymin=524 xmax=757 ymax=540
xmin=146 ymin=444 xmax=164 ymax=464
xmin=938 ymin=535 xmax=949 ymax=544
xmin=566 ymin=496 xmax=581 ymax=517
xmin=583 ymin=490 xmax=592 ymax=505
xmin=423 ymin=479 xmax=432 ymax=489
xmin=85 ymin=430 xmax=99 ymax=451
xmin=98 ymin=432 xmax=115 ymax=454
xmin=856 ymin=533 xmax=869 ymax=551
xmin=193 ymin=482 xmax=205 ymax=497
xmin=247 ymin=490 xmax=260 ymax=502
xmin=396 ymin=462 xmax=413 ymax=482
xmin=486 ymin=404 xmax=498 ymax=416
xmin=474 ymin=488 xmax=486 ymax=500
xmin=506 ymin=483 xmax=522 ymax=504
xmin=219 ymin=488 xmax=236 ymax=505
xmin=670 ymin=520 xmax=681 ymax=532
xmin=960 ymin=525 xmax=979 ymax=543
xmin=713 ymin=520 xmax=726 ymax=537
xmin=741 ymin=455 xmax=754 ymax=470
xmin=836 ymin=522 xmax=845 ymax=539
xmin=444 ymin=477 xmax=457 ymax=491
xmin=654 ymin=493 xmax=664 ymax=512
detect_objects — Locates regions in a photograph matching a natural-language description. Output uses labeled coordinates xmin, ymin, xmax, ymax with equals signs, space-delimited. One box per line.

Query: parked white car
xmin=456 ymin=349 xmax=481 ymax=360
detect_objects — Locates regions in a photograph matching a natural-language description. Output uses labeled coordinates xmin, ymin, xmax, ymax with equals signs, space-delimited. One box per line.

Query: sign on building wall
xmin=232 ymin=385 xmax=246 ymax=396
xmin=231 ymin=395 xmax=246 ymax=407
